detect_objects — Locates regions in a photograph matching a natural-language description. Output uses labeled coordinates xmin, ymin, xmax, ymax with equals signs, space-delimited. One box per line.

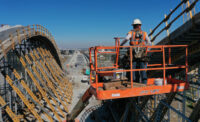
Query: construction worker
xmin=120 ymin=19 xmax=152 ymax=84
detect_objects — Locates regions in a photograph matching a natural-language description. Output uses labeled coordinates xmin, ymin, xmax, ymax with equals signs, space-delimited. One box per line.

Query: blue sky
xmin=1 ymin=0 xmax=198 ymax=49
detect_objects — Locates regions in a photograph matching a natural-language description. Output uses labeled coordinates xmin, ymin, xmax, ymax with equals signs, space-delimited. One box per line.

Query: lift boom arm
xmin=67 ymin=87 xmax=94 ymax=121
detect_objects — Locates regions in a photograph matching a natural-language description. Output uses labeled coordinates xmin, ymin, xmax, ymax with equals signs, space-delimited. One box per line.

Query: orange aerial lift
xmin=67 ymin=38 xmax=189 ymax=121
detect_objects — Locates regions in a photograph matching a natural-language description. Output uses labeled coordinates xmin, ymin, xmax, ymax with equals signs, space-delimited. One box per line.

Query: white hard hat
xmin=132 ymin=19 xmax=142 ymax=25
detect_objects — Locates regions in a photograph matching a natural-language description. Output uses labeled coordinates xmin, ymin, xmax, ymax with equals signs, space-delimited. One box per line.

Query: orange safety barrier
xmin=89 ymin=38 xmax=189 ymax=100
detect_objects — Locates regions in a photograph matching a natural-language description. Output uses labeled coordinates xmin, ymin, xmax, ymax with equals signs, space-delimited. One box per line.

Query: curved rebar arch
xmin=0 ymin=25 xmax=72 ymax=121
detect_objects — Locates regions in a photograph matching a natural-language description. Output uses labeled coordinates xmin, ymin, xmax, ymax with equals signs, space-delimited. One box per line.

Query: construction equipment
xmin=67 ymin=38 xmax=189 ymax=121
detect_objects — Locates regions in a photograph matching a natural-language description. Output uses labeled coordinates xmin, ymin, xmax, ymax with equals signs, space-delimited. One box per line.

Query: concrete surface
xmin=65 ymin=50 xmax=100 ymax=121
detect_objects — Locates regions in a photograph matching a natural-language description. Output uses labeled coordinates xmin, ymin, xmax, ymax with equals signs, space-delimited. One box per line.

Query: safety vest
xmin=129 ymin=30 xmax=147 ymax=46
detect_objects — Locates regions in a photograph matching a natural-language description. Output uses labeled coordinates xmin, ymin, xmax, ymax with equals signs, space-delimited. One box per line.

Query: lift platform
xmin=88 ymin=38 xmax=189 ymax=100
xmin=67 ymin=38 xmax=189 ymax=121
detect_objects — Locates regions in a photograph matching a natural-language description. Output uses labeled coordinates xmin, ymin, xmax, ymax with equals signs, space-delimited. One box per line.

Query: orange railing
xmin=89 ymin=39 xmax=188 ymax=94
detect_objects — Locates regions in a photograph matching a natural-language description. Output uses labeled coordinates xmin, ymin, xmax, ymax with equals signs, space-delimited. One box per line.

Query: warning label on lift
xmin=112 ymin=93 xmax=120 ymax=97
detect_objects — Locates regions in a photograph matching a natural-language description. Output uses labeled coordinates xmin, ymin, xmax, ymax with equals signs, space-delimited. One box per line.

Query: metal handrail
xmin=149 ymin=0 xmax=199 ymax=42
xmin=0 ymin=24 xmax=57 ymax=57
xmin=148 ymin=0 xmax=188 ymax=37
xmin=89 ymin=44 xmax=188 ymax=91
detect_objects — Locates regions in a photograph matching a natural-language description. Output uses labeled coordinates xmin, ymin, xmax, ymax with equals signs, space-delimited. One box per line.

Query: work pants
xmin=127 ymin=61 xmax=147 ymax=84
